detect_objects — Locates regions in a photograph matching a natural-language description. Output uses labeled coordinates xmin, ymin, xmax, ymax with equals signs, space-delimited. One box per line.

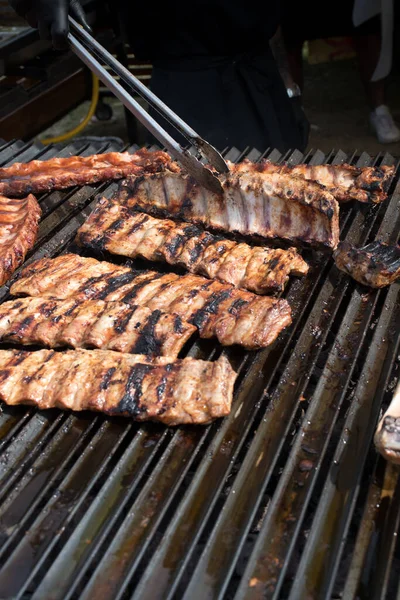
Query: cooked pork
xmin=375 ymin=382 xmax=400 ymax=464
xmin=76 ymin=199 xmax=309 ymax=294
xmin=334 ymin=241 xmax=400 ymax=288
xmin=118 ymin=158 xmax=340 ymax=249
xmin=0 ymin=348 xmax=236 ymax=425
xmin=0 ymin=148 xmax=175 ymax=197
xmin=0 ymin=296 xmax=195 ymax=357
xmin=11 ymin=254 xmax=292 ymax=350
xmin=0 ymin=194 xmax=41 ymax=286
xmin=240 ymin=160 xmax=395 ymax=204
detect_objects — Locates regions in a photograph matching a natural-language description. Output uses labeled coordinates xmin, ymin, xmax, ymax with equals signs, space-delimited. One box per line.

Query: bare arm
xmin=270 ymin=26 xmax=299 ymax=92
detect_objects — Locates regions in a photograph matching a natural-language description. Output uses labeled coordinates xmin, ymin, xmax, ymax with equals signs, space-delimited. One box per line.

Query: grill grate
xmin=0 ymin=139 xmax=399 ymax=600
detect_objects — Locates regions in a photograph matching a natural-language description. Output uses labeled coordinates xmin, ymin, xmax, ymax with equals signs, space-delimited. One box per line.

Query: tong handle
xmin=68 ymin=17 xmax=229 ymax=174
xmin=68 ymin=32 xmax=224 ymax=193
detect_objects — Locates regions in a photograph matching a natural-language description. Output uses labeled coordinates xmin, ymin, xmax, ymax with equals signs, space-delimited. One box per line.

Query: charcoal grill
xmin=0 ymin=139 xmax=399 ymax=600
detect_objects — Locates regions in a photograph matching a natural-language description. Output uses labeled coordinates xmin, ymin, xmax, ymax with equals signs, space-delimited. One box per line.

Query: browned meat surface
xmin=76 ymin=199 xmax=309 ymax=294
xmin=334 ymin=241 xmax=400 ymax=288
xmin=374 ymin=382 xmax=400 ymax=464
xmin=236 ymin=160 xmax=395 ymax=204
xmin=0 ymin=296 xmax=195 ymax=357
xmin=0 ymin=194 xmax=41 ymax=286
xmin=118 ymin=155 xmax=340 ymax=249
xmin=0 ymin=348 xmax=236 ymax=425
xmin=11 ymin=254 xmax=292 ymax=350
xmin=0 ymin=148 xmax=175 ymax=197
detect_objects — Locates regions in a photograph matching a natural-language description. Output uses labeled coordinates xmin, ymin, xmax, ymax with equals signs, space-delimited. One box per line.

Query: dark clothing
xmin=118 ymin=1 xmax=282 ymax=60
xmin=150 ymin=49 xmax=307 ymax=152
xmin=117 ymin=1 xmax=308 ymax=153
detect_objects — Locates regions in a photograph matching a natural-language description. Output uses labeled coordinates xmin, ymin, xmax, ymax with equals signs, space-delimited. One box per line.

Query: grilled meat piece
xmin=0 ymin=296 xmax=195 ymax=357
xmin=118 ymin=157 xmax=340 ymax=249
xmin=11 ymin=254 xmax=292 ymax=350
xmin=76 ymin=199 xmax=309 ymax=294
xmin=0 ymin=194 xmax=41 ymax=286
xmin=0 ymin=348 xmax=236 ymax=425
xmin=0 ymin=148 xmax=175 ymax=197
xmin=374 ymin=382 xmax=400 ymax=464
xmin=240 ymin=160 xmax=395 ymax=204
xmin=334 ymin=241 xmax=400 ymax=288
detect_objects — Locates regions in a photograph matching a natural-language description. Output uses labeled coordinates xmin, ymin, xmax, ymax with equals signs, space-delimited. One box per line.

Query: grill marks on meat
xmin=334 ymin=241 xmax=400 ymax=288
xmin=0 ymin=148 xmax=176 ymax=197
xmin=245 ymin=160 xmax=395 ymax=204
xmin=0 ymin=194 xmax=41 ymax=286
xmin=11 ymin=254 xmax=292 ymax=350
xmin=118 ymin=159 xmax=340 ymax=249
xmin=0 ymin=349 xmax=236 ymax=425
xmin=0 ymin=296 xmax=195 ymax=357
xmin=75 ymin=198 xmax=309 ymax=294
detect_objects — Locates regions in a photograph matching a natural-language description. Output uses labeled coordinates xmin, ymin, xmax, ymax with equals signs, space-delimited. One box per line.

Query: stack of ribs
xmin=0 ymin=148 xmax=396 ymax=425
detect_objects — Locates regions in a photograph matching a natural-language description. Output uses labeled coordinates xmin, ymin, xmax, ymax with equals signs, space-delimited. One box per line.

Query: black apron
xmin=117 ymin=1 xmax=308 ymax=153
xmin=149 ymin=49 xmax=307 ymax=153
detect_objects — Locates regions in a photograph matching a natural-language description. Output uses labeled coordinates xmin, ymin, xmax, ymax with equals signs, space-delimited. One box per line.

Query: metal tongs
xmin=67 ymin=17 xmax=229 ymax=194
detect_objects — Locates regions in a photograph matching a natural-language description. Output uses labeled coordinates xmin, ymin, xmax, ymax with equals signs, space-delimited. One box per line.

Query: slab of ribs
xmin=0 ymin=348 xmax=236 ymax=425
xmin=75 ymin=198 xmax=309 ymax=294
xmin=0 ymin=194 xmax=41 ymax=286
xmin=11 ymin=254 xmax=292 ymax=351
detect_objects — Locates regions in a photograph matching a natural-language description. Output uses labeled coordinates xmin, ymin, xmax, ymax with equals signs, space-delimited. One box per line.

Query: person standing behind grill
xmin=8 ymin=0 xmax=310 ymax=154
xmin=281 ymin=0 xmax=400 ymax=144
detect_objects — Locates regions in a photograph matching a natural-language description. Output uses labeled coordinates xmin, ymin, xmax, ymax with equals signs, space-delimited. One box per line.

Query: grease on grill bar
xmin=0 ymin=139 xmax=399 ymax=600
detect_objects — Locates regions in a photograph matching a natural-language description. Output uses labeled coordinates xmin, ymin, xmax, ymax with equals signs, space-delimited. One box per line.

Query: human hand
xmin=8 ymin=0 xmax=91 ymax=50
xmin=290 ymin=96 xmax=310 ymax=152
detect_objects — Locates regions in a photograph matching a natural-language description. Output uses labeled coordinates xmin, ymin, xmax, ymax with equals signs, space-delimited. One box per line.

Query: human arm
xmin=270 ymin=26 xmax=310 ymax=150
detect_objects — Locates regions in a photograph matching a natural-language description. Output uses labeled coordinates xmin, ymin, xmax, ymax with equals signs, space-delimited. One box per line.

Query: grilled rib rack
xmin=0 ymin=139 xmax=399 ymax=600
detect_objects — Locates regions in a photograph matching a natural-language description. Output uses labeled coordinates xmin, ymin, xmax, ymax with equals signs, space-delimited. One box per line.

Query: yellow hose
xmin=41 ymin=72 xmax=100 ymax=145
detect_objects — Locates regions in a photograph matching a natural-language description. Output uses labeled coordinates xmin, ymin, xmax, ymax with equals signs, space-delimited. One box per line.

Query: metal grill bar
xmin=0 ymin=142 xmax=398 ymax=600
xmin=233 ymin=154 xmax=399 ymax=600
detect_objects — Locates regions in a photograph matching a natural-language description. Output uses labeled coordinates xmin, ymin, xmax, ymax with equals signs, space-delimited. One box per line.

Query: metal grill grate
xmin=0 ymin=139 xmax=399 ymax=600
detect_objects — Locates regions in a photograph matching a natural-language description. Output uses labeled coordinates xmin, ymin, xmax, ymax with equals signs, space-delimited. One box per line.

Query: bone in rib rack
xmin=0 ymin=138 xmax=399 ymax=600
